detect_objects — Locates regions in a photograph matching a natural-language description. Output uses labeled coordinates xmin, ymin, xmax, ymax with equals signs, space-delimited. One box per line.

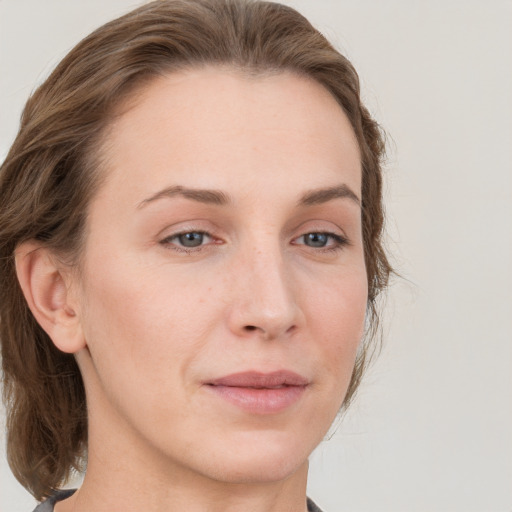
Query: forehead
xmin=96 ymin=67 xmax=361 ymax=204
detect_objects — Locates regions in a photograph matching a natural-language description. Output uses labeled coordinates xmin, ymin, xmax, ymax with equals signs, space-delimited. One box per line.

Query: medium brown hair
xmin=0 ymin=0 xmax=391 ymax=500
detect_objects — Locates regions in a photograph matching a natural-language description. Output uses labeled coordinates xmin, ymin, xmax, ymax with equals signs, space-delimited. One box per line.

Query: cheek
xmin=75 ymin=258 xmax=228 ymax=439
xmin=306 ymin=266 xmax=368 ymax=376
xmin=77 ymin=253 xmax=218 ymax=385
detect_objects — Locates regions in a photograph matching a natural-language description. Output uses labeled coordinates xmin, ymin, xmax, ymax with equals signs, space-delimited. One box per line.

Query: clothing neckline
xmin=34 ymin=489 xmax=323 ymax=512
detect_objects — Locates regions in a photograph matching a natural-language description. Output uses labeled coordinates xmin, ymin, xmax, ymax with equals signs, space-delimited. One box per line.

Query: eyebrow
xmin=138 ymin=185 xmax=230 ymax=208
xmin=138 ymin=183 xmax=360 ymax=209
xmin=298 ymin=184 xmax=361 ymax=207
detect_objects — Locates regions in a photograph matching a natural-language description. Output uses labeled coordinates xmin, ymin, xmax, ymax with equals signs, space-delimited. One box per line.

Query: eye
xmin=293 ymin=232 xmax=349 ymax=250
xmin=303 ymin=233 xmax=329 ymax=248
xmin=160 ymin=230 xmax=213 ymax=252
xmin=176 ymin=232 xmax=207 ymax=247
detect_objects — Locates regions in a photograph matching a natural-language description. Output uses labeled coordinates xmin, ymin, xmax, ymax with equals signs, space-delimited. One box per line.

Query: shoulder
xmin=31 ymin=490 xmax=77 ymax=512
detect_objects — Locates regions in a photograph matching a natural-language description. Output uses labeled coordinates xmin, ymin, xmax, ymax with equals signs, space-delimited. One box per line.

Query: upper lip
xmin=206 ymin=370 xmax=309 ymax=388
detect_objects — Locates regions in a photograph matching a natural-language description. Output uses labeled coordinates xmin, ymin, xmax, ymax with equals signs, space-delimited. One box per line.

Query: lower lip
xmin=205 ymin=385 xmax=306 ymax=414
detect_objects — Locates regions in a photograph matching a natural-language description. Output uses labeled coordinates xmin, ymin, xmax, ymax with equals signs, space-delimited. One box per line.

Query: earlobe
xmin=14 ymin=241 xmax=86 ymax=354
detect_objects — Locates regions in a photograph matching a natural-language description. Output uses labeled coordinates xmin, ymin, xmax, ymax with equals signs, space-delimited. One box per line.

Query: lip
xmin=204 ymin=371 xmax=309 ymax=415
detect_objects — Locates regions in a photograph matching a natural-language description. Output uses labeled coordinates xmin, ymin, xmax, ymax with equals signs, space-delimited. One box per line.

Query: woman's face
xmin=72 ymin=68 xmax=367 ymax=484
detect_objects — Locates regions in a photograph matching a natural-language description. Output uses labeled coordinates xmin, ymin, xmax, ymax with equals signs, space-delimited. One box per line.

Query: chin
xmin=192 ymin=430 xmax=313 ymax=485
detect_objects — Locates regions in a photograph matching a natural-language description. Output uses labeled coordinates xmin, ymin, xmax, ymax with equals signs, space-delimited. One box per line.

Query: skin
xmin=17 ymin=67 xmax=367 ymax=512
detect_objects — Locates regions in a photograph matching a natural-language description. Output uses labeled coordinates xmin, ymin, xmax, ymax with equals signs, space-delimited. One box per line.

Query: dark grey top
xmin=33 ymin=489 xmax=324 ymax=511
xmin=32 ymin=490 xmax=76 ymax=512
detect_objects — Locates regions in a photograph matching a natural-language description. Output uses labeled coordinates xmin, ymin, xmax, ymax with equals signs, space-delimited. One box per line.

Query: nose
xmin=226 ymin=246 xmax=302 ymax=341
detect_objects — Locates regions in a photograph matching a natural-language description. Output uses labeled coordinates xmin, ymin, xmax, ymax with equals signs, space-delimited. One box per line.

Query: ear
xmin=14 ymin=241 xmax=86 ymax=354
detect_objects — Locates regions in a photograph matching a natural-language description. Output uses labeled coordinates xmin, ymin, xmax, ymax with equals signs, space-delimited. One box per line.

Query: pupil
xmin=305 ymin=233 xmax=327 ymax=247
xmin=179 ymin=232 xmax=203 ymax=247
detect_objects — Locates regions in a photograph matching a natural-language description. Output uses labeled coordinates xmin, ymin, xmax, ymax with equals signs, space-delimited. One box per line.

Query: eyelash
xmin=159 ymin=230 xmax=350 ymax=254
xmin=293 ymin=232 xmax=350 ymax=253
xmin=159 ymin=230 xmax=214 ymax=254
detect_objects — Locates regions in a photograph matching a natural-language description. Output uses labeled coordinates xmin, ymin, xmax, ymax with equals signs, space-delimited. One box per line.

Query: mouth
xmin=204 ymin=370 xmax=309 ymax=414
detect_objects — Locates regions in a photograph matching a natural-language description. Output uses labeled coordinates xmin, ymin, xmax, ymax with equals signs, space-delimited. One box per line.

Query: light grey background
xmin=1 ymin=1 xmax=511 ymax=511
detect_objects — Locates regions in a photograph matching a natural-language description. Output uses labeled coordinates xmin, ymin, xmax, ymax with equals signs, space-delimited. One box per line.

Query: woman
xmin=0 ymin=1 xmax=391 ymax=511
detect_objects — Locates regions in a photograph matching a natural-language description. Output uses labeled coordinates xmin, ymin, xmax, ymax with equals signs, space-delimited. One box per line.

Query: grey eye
xmin=177 ymin=232 xmax=205 ymax=247
xmin=303 ymin=233 xmax=329 ymax=247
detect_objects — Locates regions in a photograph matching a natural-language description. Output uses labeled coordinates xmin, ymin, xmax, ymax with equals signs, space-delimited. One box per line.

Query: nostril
xmin=244 ymin=325 xmax=257 ymax=331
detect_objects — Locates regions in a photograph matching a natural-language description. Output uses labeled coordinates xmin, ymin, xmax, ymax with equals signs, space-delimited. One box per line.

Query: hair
xmin=0 ymin=0 xmax=392 ymax=501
